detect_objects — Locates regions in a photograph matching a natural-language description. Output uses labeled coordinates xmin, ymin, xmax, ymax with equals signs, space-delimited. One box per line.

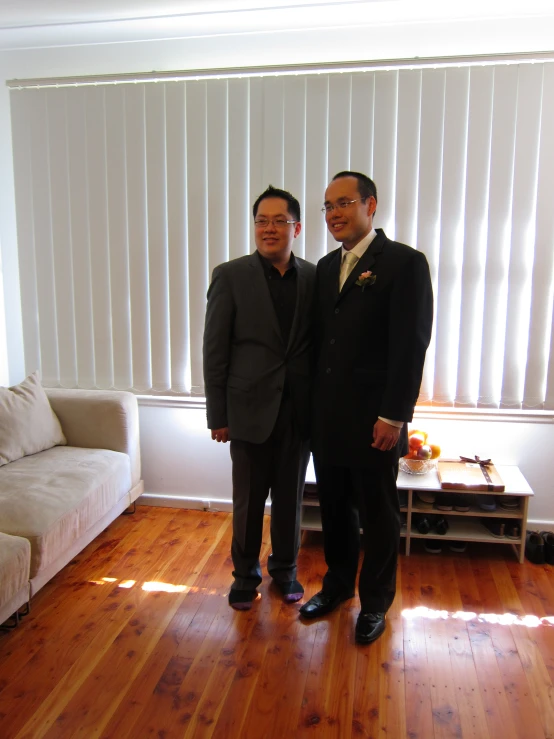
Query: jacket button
xmin=326 ymin=368 xmax=331 ymax=374
xmin=335 ymin=308 xmax=340 ymax=314
xmin=330 ymin=338 xmax=335 ymax=345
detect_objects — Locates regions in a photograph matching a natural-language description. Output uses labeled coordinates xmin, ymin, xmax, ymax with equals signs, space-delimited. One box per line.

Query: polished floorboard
xmin=1 ymin=505 xmax=554 ymax=738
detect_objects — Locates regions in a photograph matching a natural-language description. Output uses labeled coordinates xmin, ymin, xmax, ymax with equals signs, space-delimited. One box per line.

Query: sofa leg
xmin=1 ymin=611 xmax=20 ymax=630
xmin=122 ymin=501 xmax=136 ymax=515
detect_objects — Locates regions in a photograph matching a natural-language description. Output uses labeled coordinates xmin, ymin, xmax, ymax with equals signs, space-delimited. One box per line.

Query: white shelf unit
xmin=302 ymin=461 xmax=533 ymax=563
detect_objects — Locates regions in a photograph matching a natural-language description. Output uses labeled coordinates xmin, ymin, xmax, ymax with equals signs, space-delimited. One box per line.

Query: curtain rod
xmin=7 ymin=50 xmax=554 ymax=89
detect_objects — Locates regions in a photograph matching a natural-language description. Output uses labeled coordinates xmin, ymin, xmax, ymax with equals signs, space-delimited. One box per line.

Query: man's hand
xmin=211 ymin=427 xmax=229 ymax=443
xmin=371 ymin=419 xmax=401 ymax=451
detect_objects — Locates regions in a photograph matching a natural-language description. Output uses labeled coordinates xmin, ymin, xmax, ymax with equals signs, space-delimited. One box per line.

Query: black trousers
xmin=229 ymin=396 xmax=310 ymax=592
xmin=313 ymin=458 xmax=400 ymax=613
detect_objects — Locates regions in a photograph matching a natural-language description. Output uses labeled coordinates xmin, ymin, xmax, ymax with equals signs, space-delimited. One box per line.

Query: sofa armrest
xmin=45 ymin=389 xmax=141 ymax=488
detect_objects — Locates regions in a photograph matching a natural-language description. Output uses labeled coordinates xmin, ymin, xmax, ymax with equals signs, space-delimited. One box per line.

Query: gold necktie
xmin=339 ymin=251 xmax=358 ymax=291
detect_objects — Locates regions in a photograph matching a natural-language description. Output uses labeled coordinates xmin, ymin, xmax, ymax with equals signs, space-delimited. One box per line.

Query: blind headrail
xmin=7 ymin=51 xmax=554 ymax=89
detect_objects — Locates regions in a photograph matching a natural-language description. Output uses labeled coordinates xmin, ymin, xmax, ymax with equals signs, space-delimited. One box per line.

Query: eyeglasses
xmin=254 ymin=218 xmax=297 ymax=228
xmin=321 ymin=198 xmax=365 ymax=214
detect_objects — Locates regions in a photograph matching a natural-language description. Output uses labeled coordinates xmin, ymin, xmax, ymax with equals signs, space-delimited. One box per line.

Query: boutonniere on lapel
xmin=355 ymin=271 xmax=376 ymax=291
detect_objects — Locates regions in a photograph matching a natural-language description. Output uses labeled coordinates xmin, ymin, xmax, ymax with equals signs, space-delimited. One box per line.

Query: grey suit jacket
xmin=203 ymin=251 xmax=316 ymax=444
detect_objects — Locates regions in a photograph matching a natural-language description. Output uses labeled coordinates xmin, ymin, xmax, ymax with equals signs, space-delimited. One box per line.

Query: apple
xmin=416 ymin=444 xmax=432 ymax=460
xmin=409 ymin=432 xmax=426 ymax=450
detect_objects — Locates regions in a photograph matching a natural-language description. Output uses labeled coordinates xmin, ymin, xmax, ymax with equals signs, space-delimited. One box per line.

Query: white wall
xmin=138 ymin=400 xmax=554 ymax=527
xmin=2 ymin=3 xmax=554 ymax=524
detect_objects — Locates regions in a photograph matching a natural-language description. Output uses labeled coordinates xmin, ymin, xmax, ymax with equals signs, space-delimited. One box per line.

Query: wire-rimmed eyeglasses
xmin=321 ymin=198 xmax=365 ymax=214
xmin=254 ymin=218 xmax=297 ymax=228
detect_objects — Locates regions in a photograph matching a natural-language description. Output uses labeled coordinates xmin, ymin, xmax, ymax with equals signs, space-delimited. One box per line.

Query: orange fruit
xmin=429 ymin=443 xmax=441 ymax=459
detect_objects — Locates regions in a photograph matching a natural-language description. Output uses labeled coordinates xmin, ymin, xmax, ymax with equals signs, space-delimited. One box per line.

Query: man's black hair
xmin=252 ymin=185 xmax=301 ymax=222
xmin=332 ymin=171 xmax=378 ymax=205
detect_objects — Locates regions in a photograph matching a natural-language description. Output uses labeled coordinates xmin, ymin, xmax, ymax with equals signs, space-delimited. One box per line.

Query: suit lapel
xmin=248 ymin=252 xmax=283 ymax=344
xmin=287 ymin=257 xmax=307 ymax=352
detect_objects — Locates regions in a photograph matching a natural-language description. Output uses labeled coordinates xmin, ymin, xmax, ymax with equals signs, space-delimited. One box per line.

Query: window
xmin=9 ymin=59 xmax=554 ymax=407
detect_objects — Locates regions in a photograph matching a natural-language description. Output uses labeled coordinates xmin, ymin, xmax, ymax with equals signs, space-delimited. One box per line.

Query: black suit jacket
xmin=311 ymin=229 xmax=433 ymax=467
xmin=203 ymin=252 xmax=316 ymax=443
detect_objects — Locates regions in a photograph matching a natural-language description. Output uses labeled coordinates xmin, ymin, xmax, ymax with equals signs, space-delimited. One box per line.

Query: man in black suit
xmin=299 ymin=171 xmax=433 ymax=644
xmin=203 ymin=185 xmax=316 ymax=610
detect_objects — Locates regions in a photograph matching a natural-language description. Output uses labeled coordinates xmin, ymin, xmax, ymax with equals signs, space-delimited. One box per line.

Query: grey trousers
xmin=229 ymin=396 xmax=310 ymax=592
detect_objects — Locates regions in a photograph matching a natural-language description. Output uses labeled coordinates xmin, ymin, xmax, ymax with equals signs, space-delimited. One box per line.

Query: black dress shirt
xmin=256 ymin=251 xmax=298 ymax=348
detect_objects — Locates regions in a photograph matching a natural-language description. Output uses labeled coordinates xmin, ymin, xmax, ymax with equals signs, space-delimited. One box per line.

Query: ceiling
xmin=0 ymin=0 xmax=393 ymax=29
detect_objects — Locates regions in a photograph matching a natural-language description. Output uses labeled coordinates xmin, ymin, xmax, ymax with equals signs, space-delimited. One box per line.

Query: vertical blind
xmin=9 ymin=61 xmax=554 ymax=408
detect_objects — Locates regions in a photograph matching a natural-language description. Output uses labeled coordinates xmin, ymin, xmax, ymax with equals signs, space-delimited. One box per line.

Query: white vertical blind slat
xmin=124 ymin=85 xmax=151 ymax=393
xmin=417 ymin=69 xmax=446 ymax=405
xmin=395 ymin=70 xmax=421 ymax=250
xmin=501 ymin=64 xmax=544 ymax=408
xmin=372 ymin=71 xmax=398 ymax=236
xmin=10 ymin=90 xmax=41 ymax=379
xmin=532 ymin=64 xmax=554 ymax=409
xmin=305 ymin=75 xmax=330 ymax=261
xmin=228 ymin=78 xmax=250 ymax=262
xmin=166 ymin=82 xmax=189 ymax=394
xmin=47 ymin=89 xmax=77 ymax=389
xmin=145 ymin=83 xmax=170 ymax=393
xmin=433 ymin=68 xmax=470 ymax=405
xmin=185 ymin=81 xmax=209 ymax=394
xmin=283 ymin=76 xmax=307 ymax=257
xmin=456 ymin=66 xmax=494 ymax=407
xmin=350 ymin=73 xmax=375 ymax=192
xmin=479 ymin=65 xmax=519 ymax=407
xmin=86 ymin=87 xmax=113 ymax=389
xmin=105 ymin=86 xmax=132 ymax=391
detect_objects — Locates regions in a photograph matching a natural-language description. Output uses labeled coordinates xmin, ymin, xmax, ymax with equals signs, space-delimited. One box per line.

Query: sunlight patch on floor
xmin=402 ymin=605 xmax=551 ymax=628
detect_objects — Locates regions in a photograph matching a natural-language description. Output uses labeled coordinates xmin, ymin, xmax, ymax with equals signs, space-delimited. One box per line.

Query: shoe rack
xmin=301 ymin=461 xmax=533 ymax=563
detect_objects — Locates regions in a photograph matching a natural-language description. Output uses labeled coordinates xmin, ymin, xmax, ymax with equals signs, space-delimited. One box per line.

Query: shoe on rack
xmin=414 ymin=493 xmax=434 ymax=510
xmin=417 ymin=491 xmax=436 ymax=506
xmin=413 ymin=513 xmax=432 ymax=535
xmin=505 ymin=523 xmax=521 ymax=540
xmin=424 ymin=540 xmax=442 ymax=554
xmin=498 ymin=495 xmax=520 ymax=511
xmin=481 ymin=518 xmax=505 ymax=538
xmin=525 ymin=531 xmax=545 ymax=564
xmin=478 ymin=495 xmax=496 ymax=512
xmin=453 ymin=494 xmax=471 ymax=512
xmin=434 ymin=516 xmax=449 ymax=536
xmin=435 ymin=494 xmax=454 ymax=511
xmin=540 ymin=531 xmax=554 ymax=564
xmin=449 ymin=541 xmax=467 ymax=553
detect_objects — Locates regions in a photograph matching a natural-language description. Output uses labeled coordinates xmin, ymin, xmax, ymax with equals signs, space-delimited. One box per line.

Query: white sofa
xmin=0 ymin=375 xmax=143 ymax=627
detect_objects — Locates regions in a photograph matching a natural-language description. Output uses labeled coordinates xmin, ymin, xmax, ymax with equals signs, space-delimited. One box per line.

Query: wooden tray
xmin=437 ymin=460 xmax=505 ymax=492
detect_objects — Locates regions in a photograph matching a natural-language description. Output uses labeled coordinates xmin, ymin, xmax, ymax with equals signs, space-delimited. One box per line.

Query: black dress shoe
xmin=355 ymin=612 xmax=386 ymax=644
xmin=525 ymin=531 xmax=545 ymax=564
xmin=299 ymin=590 xmax=354 ymax=619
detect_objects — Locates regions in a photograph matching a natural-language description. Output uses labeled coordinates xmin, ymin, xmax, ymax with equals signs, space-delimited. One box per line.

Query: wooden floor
xmin=1 ymin=507 xmax=554 ymax=739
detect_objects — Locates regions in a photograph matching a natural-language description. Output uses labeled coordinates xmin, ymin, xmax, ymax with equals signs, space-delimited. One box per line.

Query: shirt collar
xmin=256 ymin=250 xmax=297 ymax=273
xmin=341 ymin=228 xmax=377 ymax=261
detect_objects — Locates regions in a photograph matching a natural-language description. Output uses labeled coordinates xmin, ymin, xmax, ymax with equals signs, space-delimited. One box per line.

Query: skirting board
xmin=138 ymin=493 xmax=271 ymax=515
xmin=137 ymin=494 xmax=554 ymax=534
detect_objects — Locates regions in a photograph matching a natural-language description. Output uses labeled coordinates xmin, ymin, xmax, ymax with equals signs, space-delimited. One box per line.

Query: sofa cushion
xmin=0 ymin=532 xmax=31 ymax=608
xmin=0 ymin=445 xmax=131 ymax=578
xmin=0 ymin=371 xmax=66 ymax=467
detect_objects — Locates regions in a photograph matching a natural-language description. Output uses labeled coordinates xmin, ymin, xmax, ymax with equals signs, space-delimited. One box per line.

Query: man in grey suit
xmin=203 ymin=185 xmax=316 ymax=610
